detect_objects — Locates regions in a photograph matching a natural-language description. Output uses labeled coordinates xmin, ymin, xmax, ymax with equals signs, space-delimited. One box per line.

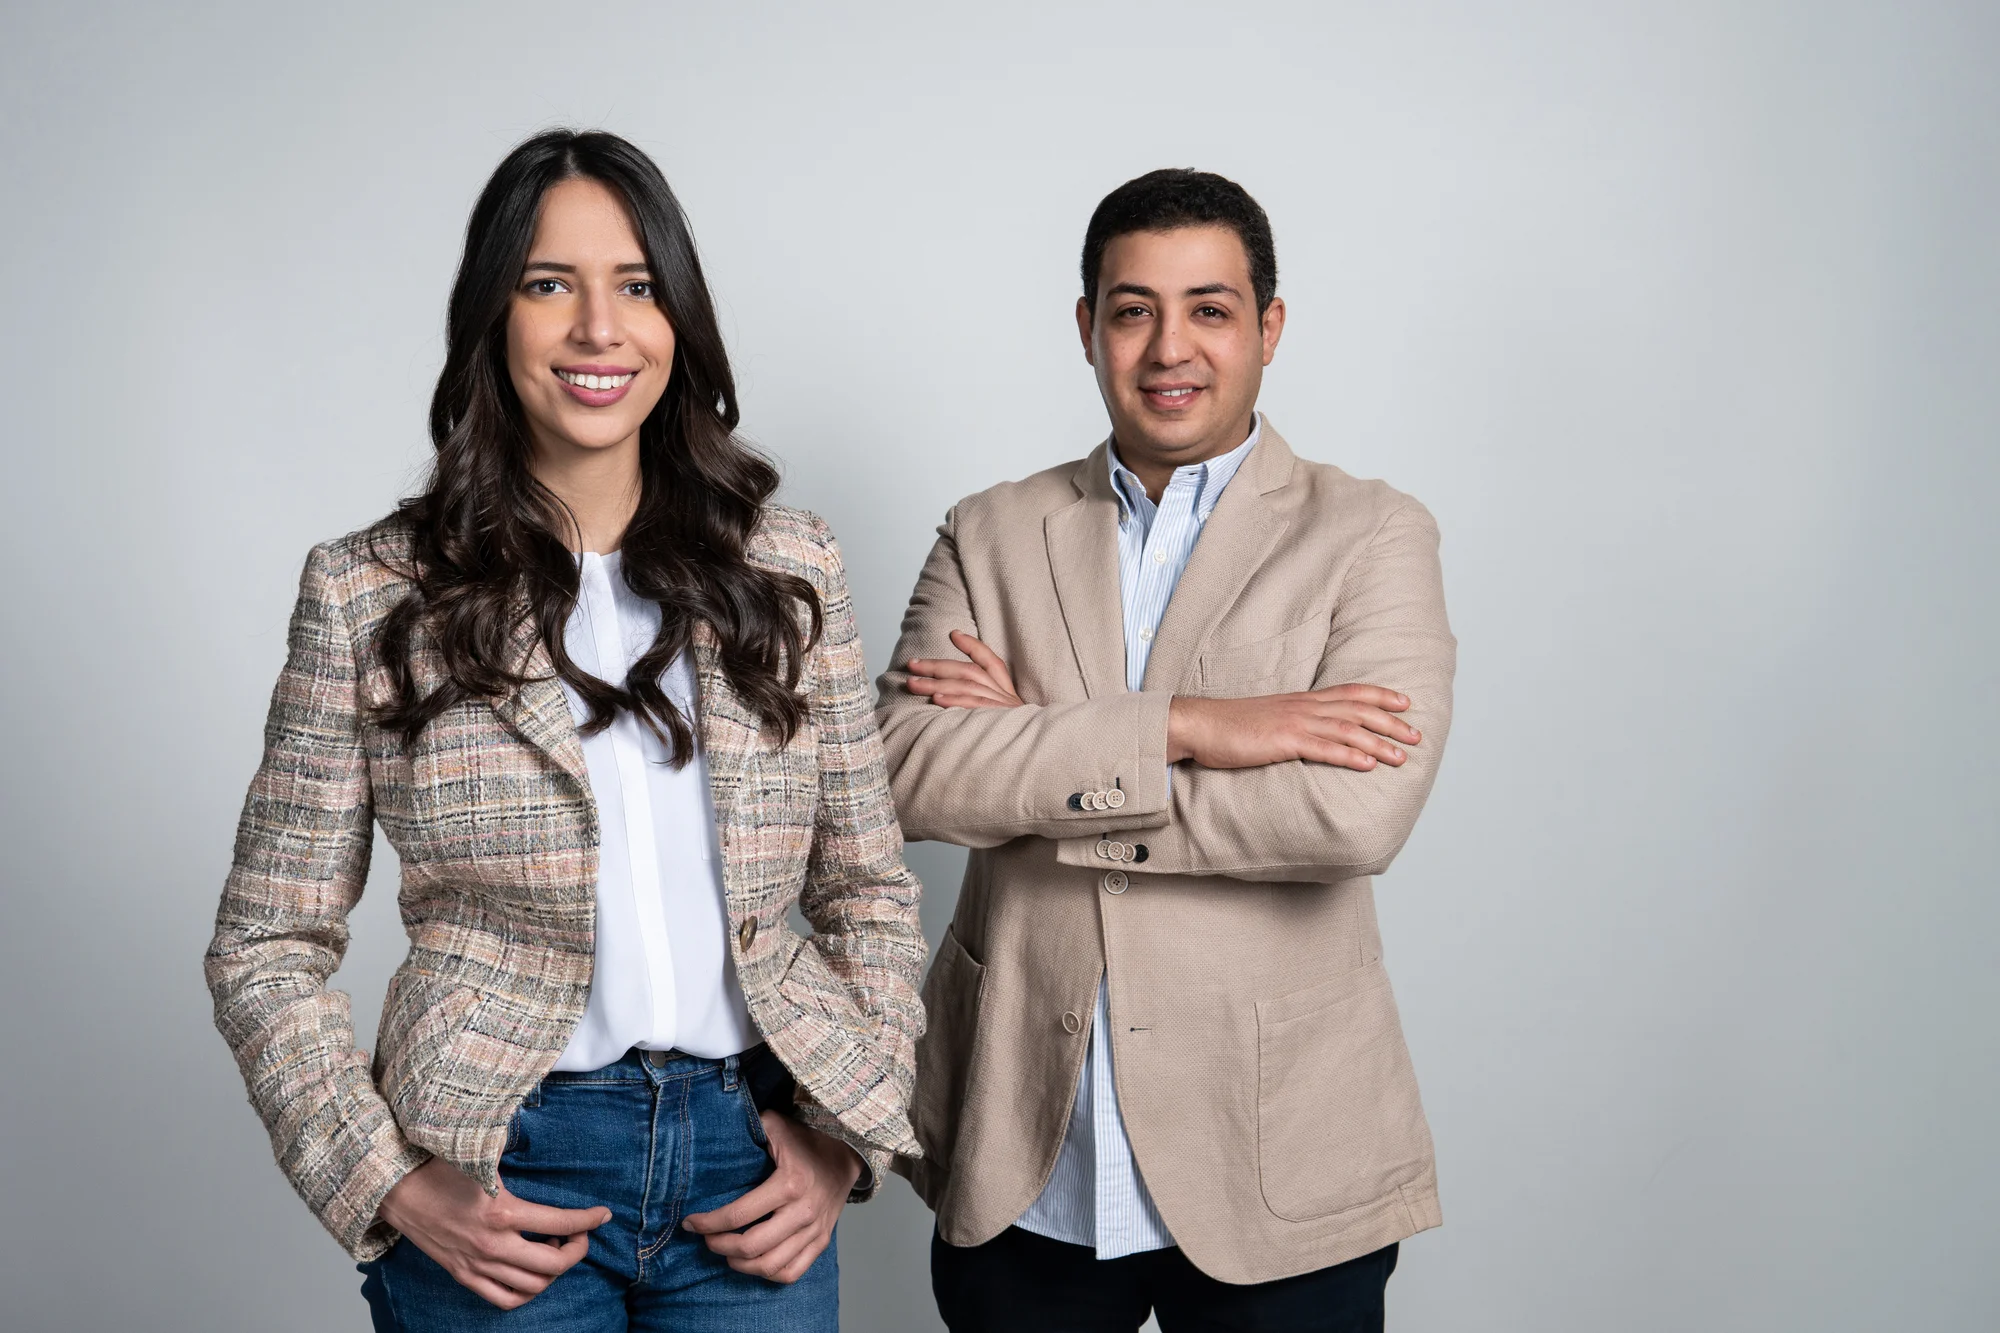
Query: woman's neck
xmin=530 ymin=434 xmax=642 ymax=554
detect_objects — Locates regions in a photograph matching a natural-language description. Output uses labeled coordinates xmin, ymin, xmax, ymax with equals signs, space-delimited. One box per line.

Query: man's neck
xmin=1112 ymin=413 xmax=1257 ymax=503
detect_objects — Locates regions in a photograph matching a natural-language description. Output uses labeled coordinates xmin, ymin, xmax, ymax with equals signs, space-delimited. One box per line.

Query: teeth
xmin=558 ymin=370 xmax=635 ymax=390
xmin=1154 ymin=387 xmax=1195 ymax=398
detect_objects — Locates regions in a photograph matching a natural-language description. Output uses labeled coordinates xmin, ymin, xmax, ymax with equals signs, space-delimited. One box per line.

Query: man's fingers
xmin=1313 ymin=703 xmax=1420 ymax=744
xmin=905 ymin=675 xmax=1010 ymax=703
xmin=906 ymin=657 xmax=1000 ymax=685
xmin=1296 ymin=738 xmax=1379 ymax=771
xmin=684 ymin=1176 xmax=787 ymax=1235
xmin=1301 ymin=717 xmax=1407 ymax=765
xmin=1312 ymin=683 xmax=1410 ymax=712
xmin=948 ymin=631 xmax=1017 ymax=693
xmin=911 ymin=682 xmax=1017 ymax=710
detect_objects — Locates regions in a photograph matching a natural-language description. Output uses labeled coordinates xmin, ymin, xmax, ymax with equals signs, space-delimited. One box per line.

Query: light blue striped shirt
xmin=1013 ymin=414 xmax=1262 ymax=1258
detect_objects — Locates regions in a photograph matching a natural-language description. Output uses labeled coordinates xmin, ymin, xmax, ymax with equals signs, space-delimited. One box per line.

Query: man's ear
xmin=1075 ymin=296 xmax=1096 ymax=366
xmin=1260 ymin=296 xmax=1287 ymax=367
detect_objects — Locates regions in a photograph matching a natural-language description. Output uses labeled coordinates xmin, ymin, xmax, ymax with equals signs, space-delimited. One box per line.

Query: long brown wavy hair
xmin=368 ymin=129 xmax=820 ymax=761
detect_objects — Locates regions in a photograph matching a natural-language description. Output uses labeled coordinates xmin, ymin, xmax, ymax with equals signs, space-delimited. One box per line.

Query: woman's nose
xmin=573 ymin=285 xmax=621 ymax=349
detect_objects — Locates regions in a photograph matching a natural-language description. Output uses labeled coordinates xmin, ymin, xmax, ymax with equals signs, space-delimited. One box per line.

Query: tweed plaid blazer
xmin=206 ymin=507 xmax=925 ymax=1261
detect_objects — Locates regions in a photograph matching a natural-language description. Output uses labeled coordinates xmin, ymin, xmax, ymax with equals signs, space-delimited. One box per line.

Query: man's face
xmin=1077 ymin=224 xmax=1285 ymax=477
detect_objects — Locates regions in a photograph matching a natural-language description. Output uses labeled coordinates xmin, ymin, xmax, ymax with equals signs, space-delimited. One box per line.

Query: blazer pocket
xmin=1197 ymin=616 xmax=1325 ymax=697
xmin=777 ymin=934 xmax=880 ymax=1044
xmin=1256 ymin=960 xmax=1432 ymax=1222
xmin=911 ymin=927 xmax=986 ymax=1170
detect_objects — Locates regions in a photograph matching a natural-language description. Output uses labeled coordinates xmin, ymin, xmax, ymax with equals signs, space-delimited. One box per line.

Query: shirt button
xmin=738 ymin=917 xmax=757 ymax=951
xmin=1139 ymin=627 xmax=1154 ymax=642
xmin=1154 ymin=551 xmax=1167 ymax=564
xmin=1102 ymin=870 xmax=1129 ymax=894
xmin=1062 ymin=1011 xmax=1083 ymax=1034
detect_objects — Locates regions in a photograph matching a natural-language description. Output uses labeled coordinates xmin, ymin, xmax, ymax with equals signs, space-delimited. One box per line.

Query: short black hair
xmin=1081 ymin=168 xmax=1278 ymax=317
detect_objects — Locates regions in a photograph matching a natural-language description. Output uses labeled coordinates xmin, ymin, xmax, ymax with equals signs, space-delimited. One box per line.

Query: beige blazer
xmin=876 ymin=423 xmax=1455 ymax=1284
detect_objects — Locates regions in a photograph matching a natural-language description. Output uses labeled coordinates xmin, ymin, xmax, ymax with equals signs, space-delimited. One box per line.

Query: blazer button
xmin=1068 ymin=793 xmax=1085 ymax=811
xmin=1106 ymin=789 xmax=1126 ymax=810
xmin=738 ymin=917 xmax=757 ymax=951
xmin=1062 ymin=1011 xmax=1083 ymax=1034
xmin=1102 ymin=870 xmax=1128 ymax=894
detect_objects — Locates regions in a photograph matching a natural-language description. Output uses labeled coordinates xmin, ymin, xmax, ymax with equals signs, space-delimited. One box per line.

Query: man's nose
xmin=1148 ymin=315 xmax=1189 ymax=366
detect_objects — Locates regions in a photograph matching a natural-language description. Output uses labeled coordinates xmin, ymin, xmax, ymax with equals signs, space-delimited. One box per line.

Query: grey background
xmin=1 ymin=2 xmax=1994 ymax=1329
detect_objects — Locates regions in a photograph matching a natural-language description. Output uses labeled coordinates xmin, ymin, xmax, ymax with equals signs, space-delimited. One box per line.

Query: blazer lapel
xmin=489 ymin=613 xmax=589 ymax=786
xmin=691 ymin=620 xmax=755 ymax=820
xmin=1045 ymin=442 xmax=1128 ymax=699
xmin=1140 ymin=424 xmax=1298 ymax=693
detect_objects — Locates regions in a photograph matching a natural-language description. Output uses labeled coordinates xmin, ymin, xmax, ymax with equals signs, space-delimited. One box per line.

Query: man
xmin=878 ymin=169 xmax=1455 ymax=1331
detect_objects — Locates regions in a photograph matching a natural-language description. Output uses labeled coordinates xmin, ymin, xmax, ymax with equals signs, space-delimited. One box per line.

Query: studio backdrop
xmin=0 ymin=3 xmax=1993 ymax=1330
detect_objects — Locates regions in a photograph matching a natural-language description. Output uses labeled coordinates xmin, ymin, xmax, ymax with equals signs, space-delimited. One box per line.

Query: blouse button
xmin=738 ymin=917 xmax=758 ymax=951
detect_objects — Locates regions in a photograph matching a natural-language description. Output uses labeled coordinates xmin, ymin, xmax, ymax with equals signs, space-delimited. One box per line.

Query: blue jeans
xmin=359 ymin=1045 xmax=838 ymax=1331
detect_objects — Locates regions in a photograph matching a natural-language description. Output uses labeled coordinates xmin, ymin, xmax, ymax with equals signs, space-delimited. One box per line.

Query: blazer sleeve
xmin=1052 ymin=499 xmax=1457 ymax=883
xmin=205 ymin=543 xmax=429 ymax=1258
xmin=874 ymin=505 xmax=1177 ymax=847
xmin=788 ymin=516 xmax=929 ymax=1198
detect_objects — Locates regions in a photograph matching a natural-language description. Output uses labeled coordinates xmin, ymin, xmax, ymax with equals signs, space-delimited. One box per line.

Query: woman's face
xmin=506 ymin=176 xmax=675 ymax=463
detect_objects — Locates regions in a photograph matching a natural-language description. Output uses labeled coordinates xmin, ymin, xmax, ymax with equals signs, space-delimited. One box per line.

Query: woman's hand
xmin=376 ymin=1156 xmax=611 ymax=1309
xmin=681 ymin=1113 xmax=864 ymax=1283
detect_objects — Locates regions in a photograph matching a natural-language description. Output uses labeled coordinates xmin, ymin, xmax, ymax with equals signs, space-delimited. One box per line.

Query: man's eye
xmin=1196 ymin=305 xmax=1226 ymax=318
xmin=1118 ymin=305 xmax=1149 ymax=319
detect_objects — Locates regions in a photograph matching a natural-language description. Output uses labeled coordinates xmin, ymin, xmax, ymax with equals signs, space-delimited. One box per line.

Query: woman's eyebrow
xmin=521 ymin=260 xmax=653 ymax=274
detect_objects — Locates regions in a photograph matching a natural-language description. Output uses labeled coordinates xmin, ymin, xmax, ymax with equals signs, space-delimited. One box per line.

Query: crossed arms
xmin=875 ymin=500 xmax=1455 ymax=882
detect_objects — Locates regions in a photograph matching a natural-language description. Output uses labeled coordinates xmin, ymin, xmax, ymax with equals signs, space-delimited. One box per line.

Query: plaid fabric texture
xmin=207 ymin=506 xmax=925 ymax=1260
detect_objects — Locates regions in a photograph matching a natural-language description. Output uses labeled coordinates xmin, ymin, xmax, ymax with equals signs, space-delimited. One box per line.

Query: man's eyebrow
xmin=1106 ymin=282 xmax=1159 ymax=299
xmin=1185 ymin=283 xmax=1243 ymax=299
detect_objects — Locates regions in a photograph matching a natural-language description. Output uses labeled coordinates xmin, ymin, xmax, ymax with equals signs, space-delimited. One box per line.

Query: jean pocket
xmin=738 ymin=1084 xmax=773 ymax=1153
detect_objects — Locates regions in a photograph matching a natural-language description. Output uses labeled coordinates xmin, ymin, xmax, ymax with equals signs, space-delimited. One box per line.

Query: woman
xmin=206 ymin=129 xmax=924 ymax=1330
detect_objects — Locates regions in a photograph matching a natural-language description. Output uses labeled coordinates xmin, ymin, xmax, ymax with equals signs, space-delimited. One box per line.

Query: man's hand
xmin=905 ymin=630 xmax=1023 ymax=709
xmin=376 ymin=1155 xmax=611 ymax=1310
xmin=1168 ymin=686 xmax=1420 ymax=771
xmin=682 ymin=1112 xmax=864 ymax=1284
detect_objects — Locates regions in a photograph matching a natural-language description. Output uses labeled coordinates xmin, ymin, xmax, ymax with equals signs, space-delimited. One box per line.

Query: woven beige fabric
xmin=208 ymin=506 xmax=924 ymax=1260
xmin=878 ymin=424 xmax=1454 ymax=1284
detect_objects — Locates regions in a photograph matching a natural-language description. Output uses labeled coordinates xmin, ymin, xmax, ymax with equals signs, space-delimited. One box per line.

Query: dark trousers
xmin=932 ymin=1225 xmax=1398 ymax=1333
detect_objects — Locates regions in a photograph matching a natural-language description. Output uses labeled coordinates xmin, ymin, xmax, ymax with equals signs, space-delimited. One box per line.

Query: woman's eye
xmin=525 ymin=278 xmax=566 ymax=295
xmin=623 ymin=281 xmax=655 ymax=299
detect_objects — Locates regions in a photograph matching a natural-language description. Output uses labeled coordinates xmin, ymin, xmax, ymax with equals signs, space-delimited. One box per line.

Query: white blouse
xmin=549 ymin=550 xmax=758 ymax=1071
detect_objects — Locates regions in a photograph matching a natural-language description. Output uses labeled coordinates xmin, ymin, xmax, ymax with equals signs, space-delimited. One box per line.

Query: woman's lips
xmin=554 ymin=367 xmax=637 ymax=407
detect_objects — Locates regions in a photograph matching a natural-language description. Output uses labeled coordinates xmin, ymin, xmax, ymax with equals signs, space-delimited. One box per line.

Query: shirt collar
xmin=1108 ymin=412 xmax=1263 ymax=521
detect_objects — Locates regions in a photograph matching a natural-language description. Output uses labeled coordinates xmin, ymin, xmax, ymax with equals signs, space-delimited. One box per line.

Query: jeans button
xmin=647 ymin=1049 xmax=668 ymax=1067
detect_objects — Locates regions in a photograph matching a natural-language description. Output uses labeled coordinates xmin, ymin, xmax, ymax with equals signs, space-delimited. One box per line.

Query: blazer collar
xmin=488 ymin=609 xmax=756 ymax=817
xmin=1044 ymin=420 xmax=1299 ymax=698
